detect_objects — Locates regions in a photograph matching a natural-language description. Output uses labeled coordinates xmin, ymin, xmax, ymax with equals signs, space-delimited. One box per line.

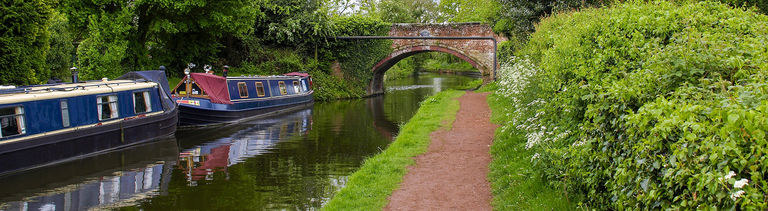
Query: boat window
xmin=61 ymin=100 xmax=70 ymax=127
xmin=97 ymin=95 xmax=119 ymax=121
xmin=0 ymin=106 xmax=26 ymax=138
xmin=255 ymin=82 xmax=266 ymax=97
xmin=279 ymin=81 xmax=287 ymax=95
xmin=293 ymin=81 xmax=300 ymax=94
xmin=134 ymin=91 xmax=152 ymax=114
xmin=173 ymin=80 xmax=188 ymax=96
xmin=301 ymin=81 xmax=307 ymax=92
xmin=238 ymin=82 xmax=248 ymax=98
xmin=190 ymin=81 xmax=206 ymax=96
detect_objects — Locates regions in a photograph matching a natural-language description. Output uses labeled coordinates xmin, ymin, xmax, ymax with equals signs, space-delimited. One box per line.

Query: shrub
xmin=46 ymin=11 xmax=75 ymax=81
xmin=0 ymin=0 xmax=51 ymax=85
xmin=76 ymin=9 xmax=132 ymax=80
xmin=498 ymin=1 xmax=768 ymax=209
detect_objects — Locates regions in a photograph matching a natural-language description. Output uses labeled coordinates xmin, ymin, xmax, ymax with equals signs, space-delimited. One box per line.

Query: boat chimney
xmin=222 ymin=65 xmax=229 ymax=77
xmin=70 ymin=67 xmax=79 ymax=83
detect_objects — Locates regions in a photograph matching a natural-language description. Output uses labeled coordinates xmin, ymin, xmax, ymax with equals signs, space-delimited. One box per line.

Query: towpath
xmin=384 ymin=91 xmax=497 ymax=210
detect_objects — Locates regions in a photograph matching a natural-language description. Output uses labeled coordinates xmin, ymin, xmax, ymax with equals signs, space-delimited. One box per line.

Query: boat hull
xmin=0 ymin=108 xmax=178 ymax=175
xmin=178 ymin=93 xmax=314 ymax=126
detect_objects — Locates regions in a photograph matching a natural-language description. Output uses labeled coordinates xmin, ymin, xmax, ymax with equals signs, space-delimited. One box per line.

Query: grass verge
xmin=481 ymin=83 xmax=574 ymax=210
xmin=322 ymin=90 xmax=465 ymax=210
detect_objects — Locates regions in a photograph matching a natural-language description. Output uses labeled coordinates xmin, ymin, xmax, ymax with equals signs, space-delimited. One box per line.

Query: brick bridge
xmin=365 ymin=22 xmax=506 ymax=95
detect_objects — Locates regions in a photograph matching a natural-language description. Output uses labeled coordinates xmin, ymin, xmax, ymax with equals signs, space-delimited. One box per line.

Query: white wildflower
xmin=719 ymin=171 xmax=736 ymax=182
xmin=730 ymin=190 xmax=745 ymax=201
xmin=734 ymin=178 xmax=749 ymax=188
xmin=525 ymin=131 xmax=544 ymax=149
xmin=531 ymin=153 xmax=540 ymax=162
xmin=572 ymin=139 xmax=586 ymax=147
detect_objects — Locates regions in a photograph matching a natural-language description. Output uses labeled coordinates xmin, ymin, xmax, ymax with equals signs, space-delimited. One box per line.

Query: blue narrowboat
xmin=0 ymin=71 xmax=178 ymax=175
xmin=171 ymin=72 xmax=313 ymax=126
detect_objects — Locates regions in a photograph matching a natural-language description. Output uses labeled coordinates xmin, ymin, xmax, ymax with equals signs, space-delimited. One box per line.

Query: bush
xmin=718 ymin=0 xmax=767 ymax=13
xmin=0 ymin=0 xmax=51 ymax=85
xmin=76 ymin=9 xmax=132 ymax=80
xmin=498 ymin=1 xmax=768 ymax=209
xmin=319 ymin=15 xmax=391 ymax=99
xmin=46 ymin=11 xmax=75 ymax=81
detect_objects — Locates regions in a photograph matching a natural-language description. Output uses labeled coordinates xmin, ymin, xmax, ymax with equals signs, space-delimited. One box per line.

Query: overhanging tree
xmin=0 ymin=0 xmax=52 ymax=85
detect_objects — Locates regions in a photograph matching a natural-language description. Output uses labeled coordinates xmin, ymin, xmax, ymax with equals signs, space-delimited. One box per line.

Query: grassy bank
xmin=322 ymin=90 xmax=465 ymax=210
xmin=479 ymin=84 xmax=573 ymax=210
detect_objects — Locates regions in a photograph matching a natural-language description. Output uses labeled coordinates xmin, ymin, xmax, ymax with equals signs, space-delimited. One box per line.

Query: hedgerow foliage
xmin=0 ymin=0 xmax=51 ymax=85
xmin=498 ymin=1 xmax=768 ymax=209
xmin=313 ymin=15 xmax=391 ymax=100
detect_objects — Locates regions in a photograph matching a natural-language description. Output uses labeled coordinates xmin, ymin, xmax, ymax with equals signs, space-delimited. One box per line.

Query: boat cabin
xmin=171 ymin=73 xmax=312 ymax=105
xmin=0 ymin=80 xmax=164 ymax=142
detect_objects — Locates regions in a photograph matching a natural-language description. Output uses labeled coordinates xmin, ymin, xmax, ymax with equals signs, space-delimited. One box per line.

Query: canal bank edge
xmin=322 ymin=90 xmax=465 ymax=210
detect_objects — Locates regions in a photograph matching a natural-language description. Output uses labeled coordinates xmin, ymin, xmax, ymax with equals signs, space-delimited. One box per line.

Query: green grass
xmin=322 ymin=90 xmax=465 ymax=211
xmin=482 ymin=83 xmax=574 ymax=210
xmin=168 ymin=77 xmax=181 ymax=89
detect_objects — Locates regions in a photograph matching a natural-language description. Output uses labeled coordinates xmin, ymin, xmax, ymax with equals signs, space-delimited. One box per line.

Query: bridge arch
xmin=369 ymin=45 xmax=485 ymax=94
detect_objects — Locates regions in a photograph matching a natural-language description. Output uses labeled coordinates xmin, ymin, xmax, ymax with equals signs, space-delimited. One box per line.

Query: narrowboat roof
xmin=187 ymin=73 xmax=232 ymax=104
xmin=225 ymin=75 xmax=303 ymax=80
xmin=0 ymin=80 xmax=158 ymax=104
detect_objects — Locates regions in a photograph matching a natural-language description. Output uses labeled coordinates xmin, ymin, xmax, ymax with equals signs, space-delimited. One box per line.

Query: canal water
xmin=0 ymin=73 xmax=477 ymax=211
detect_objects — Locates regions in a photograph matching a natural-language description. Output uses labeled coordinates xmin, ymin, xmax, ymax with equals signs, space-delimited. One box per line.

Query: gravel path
xmin=385 ymin=91 xmax=497 ymax=210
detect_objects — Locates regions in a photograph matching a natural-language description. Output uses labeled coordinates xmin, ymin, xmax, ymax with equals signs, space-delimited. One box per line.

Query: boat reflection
xmin=0 ymin=138 xmax=178 ymax=211
xmin=176 ymin=108 xmax=312 ymax=184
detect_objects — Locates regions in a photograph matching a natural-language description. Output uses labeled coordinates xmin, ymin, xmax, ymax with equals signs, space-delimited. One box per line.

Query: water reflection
xmin=177 ymin=109 xmax=312 ymax=184
xmin=0 ymin=138 xmax=178 ymax=211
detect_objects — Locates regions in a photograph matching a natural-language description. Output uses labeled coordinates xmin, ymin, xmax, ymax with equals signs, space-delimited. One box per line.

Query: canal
xmin=0 ymin=73 xmax=477 ymax=210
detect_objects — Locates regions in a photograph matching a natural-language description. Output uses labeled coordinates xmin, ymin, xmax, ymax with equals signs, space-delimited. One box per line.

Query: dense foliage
xmin=45 ymin=11 xmax=74 ymax=81
xmin=492 ymin=0 xmax=608 ymax=47
xmin=313 ymin=15 xmax=392 ymax=100
xmin=719 ymin=0 xmax=767 ymax=13
xmin=437 ymin=0 xmax=498 ymax=22
xmin=492 ymin=0 xmax=765 ymax=52
xmin=496 ymin=1 xmax=768 ymax=209
xmin=0 ymin=0 xmax=52 ymax=85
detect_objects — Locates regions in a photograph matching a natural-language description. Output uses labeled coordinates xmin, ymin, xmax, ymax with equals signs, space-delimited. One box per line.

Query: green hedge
xmin=498 ymin=1 xmax=768 ymax=209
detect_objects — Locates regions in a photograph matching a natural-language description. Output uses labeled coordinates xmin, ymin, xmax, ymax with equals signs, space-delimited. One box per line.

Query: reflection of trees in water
xmin=368 ymin=95 xmax=399 ymax=140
